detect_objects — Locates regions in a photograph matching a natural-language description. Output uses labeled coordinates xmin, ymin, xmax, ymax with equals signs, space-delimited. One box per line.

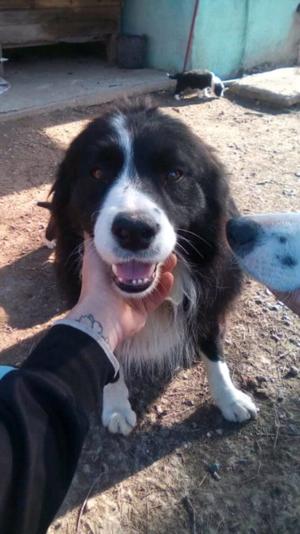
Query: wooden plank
xmin=0 ymin=7 xmax=120 ymax=47
xmin=0 ymin=1 xmax=33 ymax=8
xmin=0 ymin=1 xmax=120 ymax=8
xmin=35 ymin=1 xmax=120 ymax=7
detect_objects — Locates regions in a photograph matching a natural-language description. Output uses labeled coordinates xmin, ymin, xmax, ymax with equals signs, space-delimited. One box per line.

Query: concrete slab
xmin=0 ymin=57 xmax=173 ymax=121
xmin=228 ymin=67 xmax=300 ymax=107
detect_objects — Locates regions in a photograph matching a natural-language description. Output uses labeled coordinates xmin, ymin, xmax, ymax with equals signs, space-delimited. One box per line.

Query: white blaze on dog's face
xmin=227 ymin=213 xmax=300 ymax=292
xmin=94 ymin=113 xmax=176 ymax=297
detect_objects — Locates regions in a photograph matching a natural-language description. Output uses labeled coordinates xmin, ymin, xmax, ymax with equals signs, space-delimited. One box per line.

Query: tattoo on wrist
xmin=75 ymin=314 xmax=109 ymax=344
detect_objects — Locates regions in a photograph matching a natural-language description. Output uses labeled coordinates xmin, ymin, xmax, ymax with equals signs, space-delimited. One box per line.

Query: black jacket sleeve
xmin=0 ymin=324 xmax=117 ymax=534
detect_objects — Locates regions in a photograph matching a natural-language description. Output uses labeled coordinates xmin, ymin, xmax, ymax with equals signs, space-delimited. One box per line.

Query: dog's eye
xmin=164 ymin=169 xmax=183 ymax=181
xmin=91 ymin=168 xmax=103 ymax=180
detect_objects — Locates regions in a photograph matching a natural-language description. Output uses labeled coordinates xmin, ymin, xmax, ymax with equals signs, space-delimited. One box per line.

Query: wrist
xmin=66 ymin=300 xmax=123 ymax=351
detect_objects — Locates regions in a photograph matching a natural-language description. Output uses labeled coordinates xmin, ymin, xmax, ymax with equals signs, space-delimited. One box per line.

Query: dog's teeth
xmin=112 ymin=265 xmax=118 ymax=275
xmin=118 ymin=277 xmax=124 ymax=283
xmin=138 ymin=278 xmax=143 ymax=284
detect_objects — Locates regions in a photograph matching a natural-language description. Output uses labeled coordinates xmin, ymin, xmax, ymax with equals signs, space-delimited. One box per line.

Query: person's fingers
xmin=157 ymin=272 xmax=174 ymax=299
xmin=142 ymin=272 xmax=175 ymax=314
xmin=160 ymin=253 xmax=177 ymax=274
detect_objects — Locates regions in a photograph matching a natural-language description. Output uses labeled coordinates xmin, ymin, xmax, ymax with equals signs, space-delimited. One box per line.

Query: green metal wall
xmin=244 ymin=0 xmax=299 ymax=69
xmin=122 ymin=0 xmax=194 ymax=71
xmin=192 ymin=0 xmax=247 ymax=77
xmin=122 ymin=0 xmax=299 ymax=78
xmin=192 ymin=0 xmax=299 ymax=77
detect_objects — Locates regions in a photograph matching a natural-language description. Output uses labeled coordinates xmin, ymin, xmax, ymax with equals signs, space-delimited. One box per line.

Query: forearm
xmin=0 ymin=325 xmax=118 ymax=534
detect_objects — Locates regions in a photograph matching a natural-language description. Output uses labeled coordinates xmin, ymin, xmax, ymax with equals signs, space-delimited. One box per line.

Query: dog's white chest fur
xmin=116 ymin=262 xmax=198 ymax=374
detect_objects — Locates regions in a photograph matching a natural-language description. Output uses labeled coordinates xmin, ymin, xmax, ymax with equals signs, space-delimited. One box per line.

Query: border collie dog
xmin=48 ymin=99 xmax=257 ymax=435
xmin=167 ymin=70 xmax=225 ymax=100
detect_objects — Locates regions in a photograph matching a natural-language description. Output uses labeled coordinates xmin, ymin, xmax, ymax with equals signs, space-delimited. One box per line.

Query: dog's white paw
xmin=102 ymin=404 xmax=137 ymax=436
xmin=102 ymin=369 xmax=136 ymax=436
xmin=44 ymin=238 xmax=56 ymax=250
xmin=219 ymin=388 xmax=258 ymax=423
xmin=202 ymin=357 xmax=258 ymax=424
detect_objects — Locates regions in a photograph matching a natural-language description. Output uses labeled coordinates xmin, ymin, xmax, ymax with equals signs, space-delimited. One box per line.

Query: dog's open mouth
xmin=112 ymin=261 xmax=158 ymax=294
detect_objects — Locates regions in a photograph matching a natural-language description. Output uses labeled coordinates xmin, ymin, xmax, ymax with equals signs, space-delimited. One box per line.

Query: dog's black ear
xmin=51 ymin=156 xmax=74 ymax=210
xmin=50 ymin=150 xmax=84 ymax=307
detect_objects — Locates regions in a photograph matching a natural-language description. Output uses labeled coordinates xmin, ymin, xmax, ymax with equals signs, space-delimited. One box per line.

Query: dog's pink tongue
xmin=114 ymin=261 xmax=155 ymax=281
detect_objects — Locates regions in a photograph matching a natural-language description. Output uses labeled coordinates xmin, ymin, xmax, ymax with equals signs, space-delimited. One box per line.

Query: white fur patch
xmin=116 ymin=260 xmax=198 ymax=374
xmin=44 ymin=237 xmax=56 ymax=250
xmin=102 ymin=367 xmax=137 ymax=435
xmin=202 ymin=355 xmax=258 ymax=422
xmin=211 ymin=73 xmax=224 ymax=96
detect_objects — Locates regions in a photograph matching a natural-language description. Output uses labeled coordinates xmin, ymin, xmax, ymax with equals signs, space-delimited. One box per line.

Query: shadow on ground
xmin=0 ymin=246 xmax=64 ymax=329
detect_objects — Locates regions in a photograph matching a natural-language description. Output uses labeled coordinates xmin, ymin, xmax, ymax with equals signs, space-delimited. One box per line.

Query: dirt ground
xmin=0 ymin=92 xmax=300 ymax=534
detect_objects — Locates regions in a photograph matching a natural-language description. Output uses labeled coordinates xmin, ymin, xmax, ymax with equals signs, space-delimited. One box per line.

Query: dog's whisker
xmin=177 ymin=228 xmax=212 ymax=248
xmin=178 ymin=235 xmax=204 ymax=259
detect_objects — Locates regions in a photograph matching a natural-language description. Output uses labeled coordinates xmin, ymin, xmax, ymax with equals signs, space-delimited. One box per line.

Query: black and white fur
xmin=227 ymin=212 xmax=300 ymax=292
xmin=167 ymin=70 xmax=225 ymax=101
xmin=46 ymin=99 xmax=257 ymax=435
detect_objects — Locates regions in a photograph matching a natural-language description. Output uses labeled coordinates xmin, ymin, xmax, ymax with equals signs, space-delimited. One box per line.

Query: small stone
xmin=84 ymin=499 xmax=96 ymax=512
xmin=256 ymin=375 xmax=267 ymax=384
xmin=216 ymin=428 xmax=223 ymax=436
xmin=287 ymin=424 xmax=299 ymax=435
xmin=268 ymin=303 xmax=280 ymax=311
xmin=208 ymin=462 xmax=221 ymax=480
xmin=238 ymin=458 xmax=250 ymax=465
xmin=295 ymin=171 xmax=300 ymax=177
xmin=284 ymin=366 xmax=298 ymax=379
xmin=155 ymin=404 xmax=164 ymax=415
xmin=271 ymin=332 xmax=283 ymax=341
xmin=282 ymin=189 xmax=295 ymax=197
xmin=184 ymin=399 xmax=194 ymax=407
xmin=206 ymin=432 xmax=212 ymax=438
xmin=255 ymin=389 xmax=269 ymax=400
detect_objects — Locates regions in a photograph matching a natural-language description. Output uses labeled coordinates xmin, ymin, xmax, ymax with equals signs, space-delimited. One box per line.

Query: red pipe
xmin=183 ymin=0 xmax=200 ymax=72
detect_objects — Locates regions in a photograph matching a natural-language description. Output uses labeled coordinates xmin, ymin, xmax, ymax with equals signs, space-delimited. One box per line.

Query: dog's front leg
xmin=200 ymin=324 xmax=258 ymax=423
xmin=102 ymin=366 xmax=137 ymax=435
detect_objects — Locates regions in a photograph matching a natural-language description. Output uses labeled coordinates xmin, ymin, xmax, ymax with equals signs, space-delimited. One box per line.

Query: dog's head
xmin=227 ymin=213 xmax=300 ymax=291
xmin=52 ymin=99 xmax=229 ymax=297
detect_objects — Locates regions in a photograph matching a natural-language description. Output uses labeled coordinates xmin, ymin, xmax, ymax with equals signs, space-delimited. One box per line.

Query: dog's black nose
xmin=226 ymin=218 xmax=262 ymax=254
xmin=112 ymin=212 xmax=160 ymax=251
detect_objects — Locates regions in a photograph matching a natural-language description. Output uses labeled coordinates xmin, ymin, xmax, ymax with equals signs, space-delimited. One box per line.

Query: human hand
xmin=66 ymin=238 xmax=177 ymax=350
